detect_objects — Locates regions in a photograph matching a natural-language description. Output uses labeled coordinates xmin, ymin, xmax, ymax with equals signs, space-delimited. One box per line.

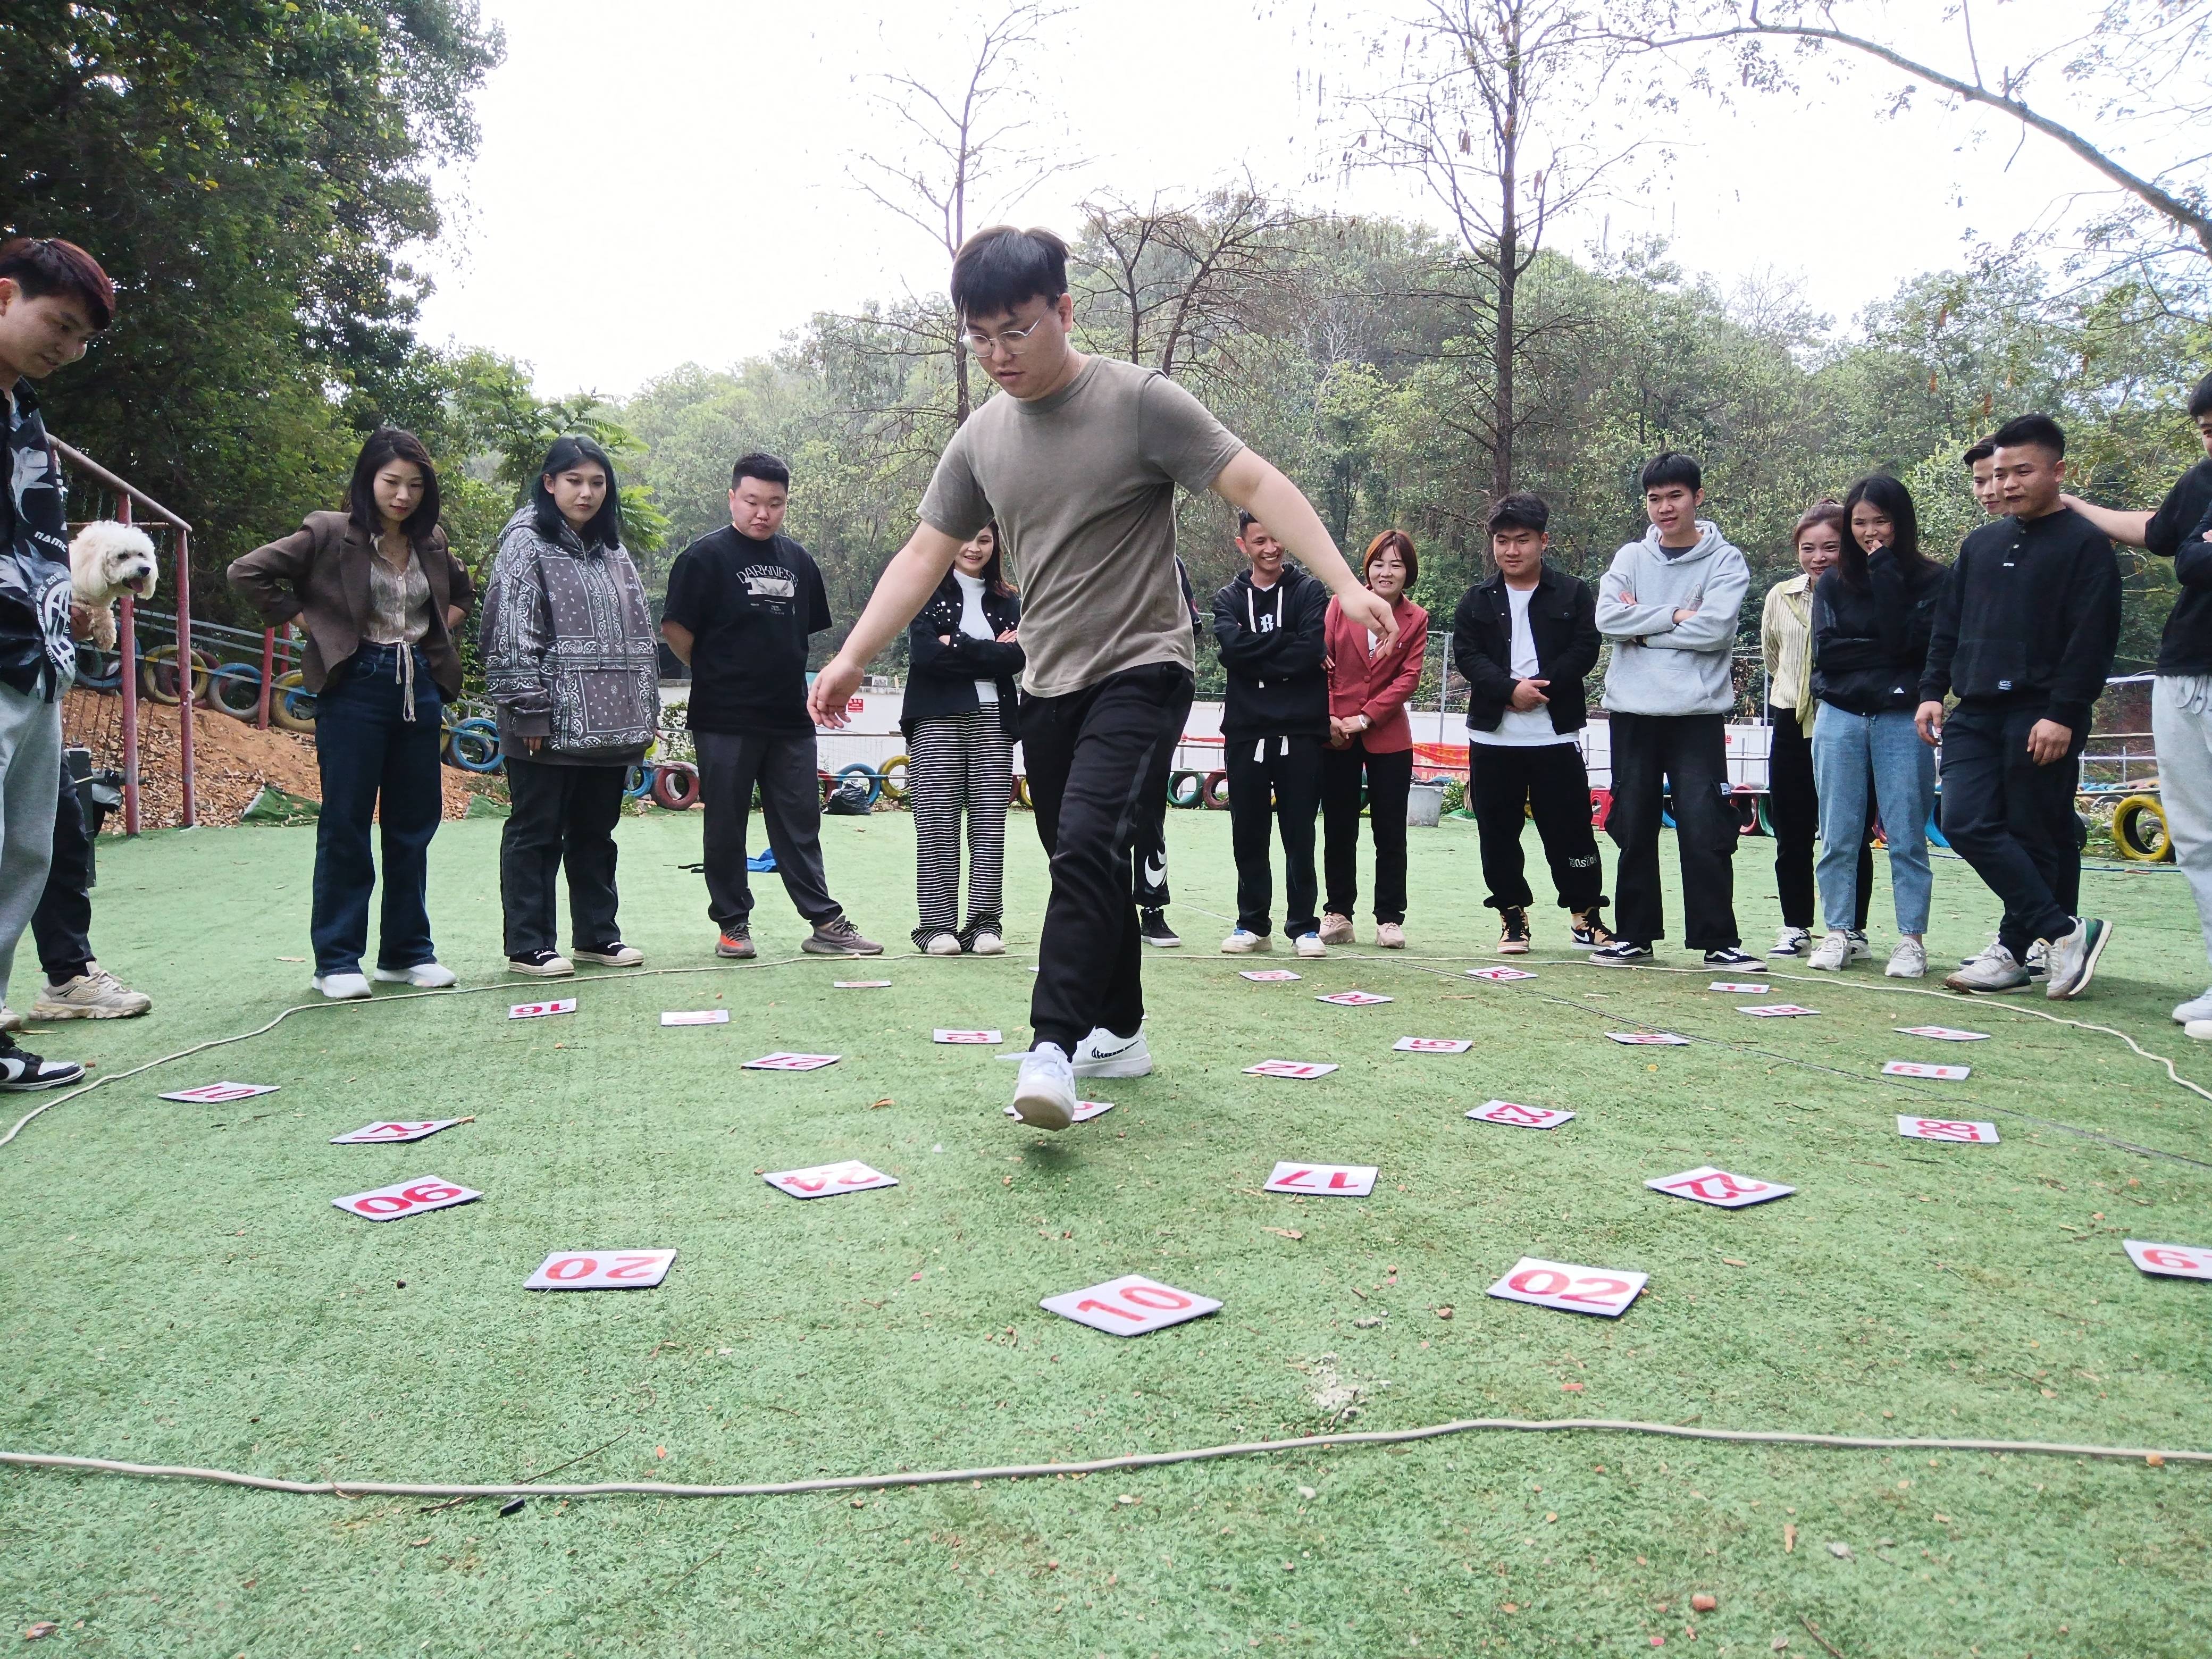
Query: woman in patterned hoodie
xmin=480 ymin=436 xmax=660 ymax=978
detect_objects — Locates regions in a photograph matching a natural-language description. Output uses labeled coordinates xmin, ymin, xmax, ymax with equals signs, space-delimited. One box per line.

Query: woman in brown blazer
xmin=229 ymin=427 xmax=475 ymax=1000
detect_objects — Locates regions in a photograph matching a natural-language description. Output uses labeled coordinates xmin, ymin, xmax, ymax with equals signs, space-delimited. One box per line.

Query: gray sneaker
xmin=32 ymin=963 xmax=153 ymax=1020
xmin=1943 ymin=941 xmax=2029 ymax=994
xmin=1806 ymin=931 xmax=1852 ymax=971
xmin=804 ymin=916 xmax=883 ymax=956
xmin=2043 ymin=917 xmax=2112 ymax=1000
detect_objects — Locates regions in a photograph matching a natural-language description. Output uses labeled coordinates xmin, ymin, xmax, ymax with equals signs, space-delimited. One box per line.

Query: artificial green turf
xmin=2 ymin=806 xmax=2209 ymax=1657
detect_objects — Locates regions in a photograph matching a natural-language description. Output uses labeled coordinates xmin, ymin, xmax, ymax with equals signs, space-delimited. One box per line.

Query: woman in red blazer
xmin=1320 ymin=531 xmax=1430 ymax=948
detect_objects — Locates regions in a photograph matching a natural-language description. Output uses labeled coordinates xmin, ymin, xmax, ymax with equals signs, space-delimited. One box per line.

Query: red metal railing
xmin=48 ymin=438 xmax=195 ymax=831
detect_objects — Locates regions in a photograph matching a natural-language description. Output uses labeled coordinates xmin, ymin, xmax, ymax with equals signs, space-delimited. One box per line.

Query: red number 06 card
xmin=1041 ymin=1273 xmax=1221 ymax=1336
xmin=1486 ymin=1255 xmax=1647 ymax=1318
xmin=525 ymin=1249 xmax=677 ymax=1291
xmin=2123 ymin=1239 xmax=2212 ymax=1279
xmin=332 ymin=1176 xmax=481 ymax=1222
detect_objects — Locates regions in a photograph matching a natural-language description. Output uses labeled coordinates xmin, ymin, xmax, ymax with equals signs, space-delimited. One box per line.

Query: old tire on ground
xmin=2111 ymin=793 xmax=2173 ymax=862
xmin=652 ymin=761 xmax=702 ymax=810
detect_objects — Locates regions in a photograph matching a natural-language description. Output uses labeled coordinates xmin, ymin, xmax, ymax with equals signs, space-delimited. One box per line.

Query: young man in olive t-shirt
xmin=808 ymin=225 xmax=1395 ymax=1130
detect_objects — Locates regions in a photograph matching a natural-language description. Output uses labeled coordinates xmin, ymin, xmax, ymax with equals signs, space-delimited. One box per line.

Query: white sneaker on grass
xmin=1220 ymin=929 xmax=1269 ymax=954
xmin=1769 ymin=926 xmax=1811 ymax=958
xmin=1074 ymin=1027 xmax=1152 ymax=1078
xmin=573 ymin=942 xmax=644 ymax=967
xmin=1844 ymin=929 xmax=1872 ymax=962
xmin=1944 ymin=942 xmax=2029 ymax=994
xmin=1294 ymin=932 xmax=1328 ymax=959
xmin=1806 ymin=931 xmax=1852 ymax=971
xmin=1885 ymin=938 xmax=1927 ymax=979
xmin=32 ymin=963 xmax=153 ymax=1019
xmin=0 ymin=1006 xmax=19 ymax=1033
xmin=923 ymin=933 xmax=963 ymax=957
xmin=970 ymin=931 xmax=1006 ymax=956
xmin=312 ymin=971 xmax=372 ymax=1000
xmin=2043 ymin=917 xmax=2112 ymax=1001
xmin=1011 ymin=1042 xmax=1077 ymax=1131
xmin=2172 ymin=986 xmax=2212 ymax=1025
xmin=372 ymin=961 xmax=457 ymax=989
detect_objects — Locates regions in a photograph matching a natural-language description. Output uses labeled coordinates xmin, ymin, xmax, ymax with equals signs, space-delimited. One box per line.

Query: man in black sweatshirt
xmin=1213 ymin=511 xmax=1330 ymax=956
xmin=2063 ymin=371 xmax=2212 ymax=1024
xmin=1918 ymin=413 xmax=2121 ymax=999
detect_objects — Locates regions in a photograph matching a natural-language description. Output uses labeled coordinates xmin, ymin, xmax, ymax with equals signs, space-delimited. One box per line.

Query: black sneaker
xmin=1570 ymin=909 xmax=1615 ymax=950
xmin=1139 ymin=908 xmax=1181 ymax=948
xmin=1498 ymin=907 xmax=1531 ymax=955
xmin=507 ymin=949 xmax=575 ymax=977
xmin=0 ymin=1043 xmax=85 ymax=1091
xmin=1704 ymin=947 xmax=1760 ymax=967
xmin=1590 ymin=940 xmax=1652 ymax=966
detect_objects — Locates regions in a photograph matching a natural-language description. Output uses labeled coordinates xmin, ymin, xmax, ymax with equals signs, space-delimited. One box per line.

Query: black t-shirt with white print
xmin=661 ymin=526 xmax=833 ymax=734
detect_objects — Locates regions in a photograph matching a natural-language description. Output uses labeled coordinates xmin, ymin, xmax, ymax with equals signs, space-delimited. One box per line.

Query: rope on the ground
xmin=3 ymin=1418 xmax=2200 ymax=1504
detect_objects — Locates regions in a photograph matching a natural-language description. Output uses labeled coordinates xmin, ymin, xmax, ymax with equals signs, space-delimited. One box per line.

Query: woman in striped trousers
xmin=901 ymin=524 xmax=1025 ymax=955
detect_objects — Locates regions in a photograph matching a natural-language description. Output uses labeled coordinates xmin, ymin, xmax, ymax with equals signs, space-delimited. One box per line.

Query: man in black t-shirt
xmin=661 ymin=453 xmax=881 ymax=958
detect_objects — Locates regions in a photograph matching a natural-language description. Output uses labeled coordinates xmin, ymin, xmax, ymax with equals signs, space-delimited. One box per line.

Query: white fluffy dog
xmin=68 ymin=521 xmax=160 ymax=650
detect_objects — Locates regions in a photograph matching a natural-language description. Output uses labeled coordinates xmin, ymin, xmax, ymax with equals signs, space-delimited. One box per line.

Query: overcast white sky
xmin=412 ymin=0 xmax=2108 ymax=397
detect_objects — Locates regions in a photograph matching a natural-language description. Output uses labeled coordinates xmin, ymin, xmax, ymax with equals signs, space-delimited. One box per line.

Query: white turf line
xmin=7 ymin=948 xmax=2211 ymax=1497
xmin=3 ymin=1420 xmax=2203 ymax=1504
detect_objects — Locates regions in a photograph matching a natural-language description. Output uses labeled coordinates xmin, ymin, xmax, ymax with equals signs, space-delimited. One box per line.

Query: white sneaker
xmin=1844 ymin=929 xmax=1872 ymax=962
xmin=1806 ymin=931 xmax=1851 ymax=971
xmin=970 ymin=931 xmax=1005 ymax=956
xmin=2043 ymin=917 xmax=2112 ymax=1001
xmin=1220 ymin=929 xmax=1269 ymax=954
xmin=372 ymin=961 xmax=458 ymax=989
xmin=1073 ymin=1027 xmax=1152 ymax=1078
xmin=1885 ymin=938 xmax=1927 ymax=979
xmin=1011 ymin=1042 xmax=1077 ymax=1131
xmin=313 ymin=971 xmax=372 ymax=1000
xmin=923 ymin=933 xmax=963 ymax=957
xmin=2172 ymin=986 xmax=2212 ymax=1024
xmin=1943 ymin=942 xmax=2029 ymax=994
xmin=1294 ymin=932 xmax=1327 ymax=959
xmin=1768 ymin=926 xmax=1811 ymax=958
xmin=2186 ymin=1019 xmax=2212 ymax=1042
xmin=32 ymin=963 xmax=153 ymax=1019
xmin=0 ymin=1006 xmax=19 ymax=1032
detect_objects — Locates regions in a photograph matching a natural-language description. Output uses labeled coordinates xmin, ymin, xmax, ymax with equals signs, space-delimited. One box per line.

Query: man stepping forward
xmin=809 ymin=227 xmax=1394 ymax=1129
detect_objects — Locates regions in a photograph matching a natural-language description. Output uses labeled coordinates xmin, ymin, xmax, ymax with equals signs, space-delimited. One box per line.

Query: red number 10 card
xmin=1041 ymin=1273 xmax=1220 ymax=1336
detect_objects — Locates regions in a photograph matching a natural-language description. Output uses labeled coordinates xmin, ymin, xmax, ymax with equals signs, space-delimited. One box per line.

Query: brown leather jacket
xmin=228 ymin=510 xmax=475 ymax=698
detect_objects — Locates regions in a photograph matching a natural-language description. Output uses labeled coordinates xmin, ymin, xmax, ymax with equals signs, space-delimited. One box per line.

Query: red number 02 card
xmin=1466 ymin=966 xmax=1536 ymax=982
xmin=1645 ymin=1165 xmax=1795 ymax=1208
xmin=2123 ymin=1239 xmax=2212 ymax=1280
xmin=1041 ymin=1273 xmax=1221 ymax=1336
xmin=1486 ymin=1255 xmax=1647 ymax=1318
xmin=1316 ymin=990 xmax=1393 ymax=1007
xmin=332 ymin=1176 xmax=481 ymax=1222
xmin=525 ymin=1249 xmax=677 ymax=1290
xmin=1394 ymin=1036 xmax=1472 ymax=1053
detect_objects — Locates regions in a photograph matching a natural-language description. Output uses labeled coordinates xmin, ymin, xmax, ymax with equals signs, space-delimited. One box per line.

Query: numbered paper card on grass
xmin=933 ymin=1028 xmax=1003 ymax=1045
xmin=1316 ymin=990 xmax=1392 ymax=1007
xmin=1884 ymin=1060 xmax=1971 ymax=1080
xmin=834 ymin=979 xmax=893 ymax=988
xmin=1467 ymin=1099 xmax=1574 ymax=1130
xmin=1007 ymin=1099 xmax=1115 ymax=1123
xmin=1896 ymin=1116 xmax=1999 ymax=1143
xmin=329 ymin=1119 xmax=466 ymax=1145
xmin=1486 ymin=1256 xmax=1647 ymax=1318
xmin=1041 ymin=1273 xmax=1221 ymax=1336
xmin=2123 ymin=1239 xmax=2212 ymax=1280
xmin=1263 ymin=1161 xmax=1378 ymax=1196
xmin=743 ymin=1052 xmax=842 ymax=1071
xmin=1608 ymin=1032 xmax=1690 ymax=1046
xmin=1394 ymin=1036 xmax=1472 ymax=1053
xmin=1238 ymin=969 xmax=1302 ymax=983
xmin=160 ymin=1082 xmax=280 ymax=1104
xmin=1896 ymin=1026 xmax=1989 ymax=1042
xmin=660 ymin=1009 xmax=730 ymax=1026
xmin=1466 ymin=966 xmax=1536 ymax=982
xmin=509 ymin=999 xmax=577 ymax=1020
xmin=1646 ymin=1166 xmax=1795 ymax=1208
xmin=333 ymin=1176 xmax=481 ymax=1222
xmin=1708 ymin=981 xmax=1769 ymax=994
xmin=761 ymin=1160 xmax=897 ymax=1199
xmin=1737 ymin=1004 xmax=1819 ymax=1018
xmin=1244 ymin=1060 xmax=1337 ymax=1080
xmin=525 ymin=1250 xmax=677 ymax=1290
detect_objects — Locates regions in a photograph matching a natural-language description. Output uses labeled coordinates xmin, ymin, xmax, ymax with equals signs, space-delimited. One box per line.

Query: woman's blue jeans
xmin=311 ymin=644 xmax=445 ymax=974
xmin=1811 ymin=701 xmax=1933 ymax=935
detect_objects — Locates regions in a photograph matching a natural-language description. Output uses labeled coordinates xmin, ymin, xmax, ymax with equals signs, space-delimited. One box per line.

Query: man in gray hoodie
xmin=1590 ymin=452 xmax=1758 ymax=966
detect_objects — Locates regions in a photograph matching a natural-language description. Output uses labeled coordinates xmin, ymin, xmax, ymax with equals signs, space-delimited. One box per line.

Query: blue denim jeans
xmin=1812 ymin=702 xmax=1933 ymax=935
xmin=311 ymin=644 xmax=445 ymax=974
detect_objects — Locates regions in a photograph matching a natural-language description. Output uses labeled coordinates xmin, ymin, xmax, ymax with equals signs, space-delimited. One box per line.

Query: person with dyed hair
xmin=1319 ymin=530 xmax=1429 ymax=949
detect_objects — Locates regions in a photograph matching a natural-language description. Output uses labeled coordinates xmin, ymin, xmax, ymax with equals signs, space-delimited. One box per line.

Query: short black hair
xmin=2188 ymin=372 xmax=2212 ymax=421
xmin=950 ymin=225 xmax=1069 ymax=320
xmin=0 ymin=236 xmax=115 ymax=330
xmin=1990 ymin=412 xmax=2066 ymax=458
xmin=1641 ymin=451 xmax=1703 ymax=493
xmin=1962 ymin=439 xmax=1995 ymax=466
xmin=1488 ymin=493 xmax=1551 ymax=535
xmin=1235 ymin=509 xmax=1260 ymax=535
xmin=732 ymin=452 xmax=790 ymax=491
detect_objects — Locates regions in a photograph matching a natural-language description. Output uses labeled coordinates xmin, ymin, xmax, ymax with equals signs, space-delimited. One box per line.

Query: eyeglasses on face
xmin=962 ymin=313 xmax=1051 ymax=357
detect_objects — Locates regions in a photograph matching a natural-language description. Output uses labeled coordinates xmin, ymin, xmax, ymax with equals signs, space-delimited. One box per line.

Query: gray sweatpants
xmin=0 ymin=683 xmax=62 ymax=1011
xmin=2153 ymin=675 xmax=2212 ymax=971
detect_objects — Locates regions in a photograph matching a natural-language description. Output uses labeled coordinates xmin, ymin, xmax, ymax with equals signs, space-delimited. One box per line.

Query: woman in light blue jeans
xmin=1808 ymin=475 xmax=1950 ymax=977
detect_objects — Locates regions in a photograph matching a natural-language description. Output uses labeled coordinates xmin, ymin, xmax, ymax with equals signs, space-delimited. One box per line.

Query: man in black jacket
xmin=1213 ymin=512 xmax=1330 ymax=956
xmin=1452 ymin=493 xmax=1612 ymax=954
xmin=2063 ymin=372 xmax=2212 ymax=1023
xmin=1918 ymin=413 xmax=2120 ymax=999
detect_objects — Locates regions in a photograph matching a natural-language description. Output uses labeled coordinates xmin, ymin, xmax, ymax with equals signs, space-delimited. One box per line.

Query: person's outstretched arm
xmin=2060 ymin=493 xmax=2154 ymax=549
xmin=807 ymin=524 xmax=966 ymax=727
xmin=1209 ymin=450 xmax=1395 ymax=647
